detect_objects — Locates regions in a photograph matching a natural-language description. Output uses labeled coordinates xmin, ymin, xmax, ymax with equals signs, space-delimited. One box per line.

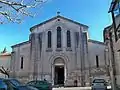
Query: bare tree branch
xmin=2 ymin=66 xmax=9 ymax=76
xmin=0 ymin=66 xmax=9 ymax=77
xmin=1 ymin=66 xmax=9 ymax=77
xmin=0 ymin=0 xmax=47 ymax=24
xmin=0 ymin=68 xmax=5 ymax=74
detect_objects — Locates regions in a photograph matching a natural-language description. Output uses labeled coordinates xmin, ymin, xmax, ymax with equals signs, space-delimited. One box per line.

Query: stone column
xmin=10 ymin=51 xmax=16 ymax=78
xmin=29 ymin=33 xmax=38 ymax=80
xmin=38 ymin=33 xmax=43 ymax=80
xmin=82 ymin=32 xmax=90 ymax=86
xmin=80 ymin=28 xmax=85 ymax=86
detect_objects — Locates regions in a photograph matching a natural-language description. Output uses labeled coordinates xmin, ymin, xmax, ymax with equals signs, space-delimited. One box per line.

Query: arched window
xmin=67 ymin=30 xmax=71 ymax=47
xmin=48 ymin=31 xmax=52 ymax=48
xmin=96 ymin=55 xmax=99 ymax=68
xmin=21 ymin=57 xmax=23 ymax=69
xmin=57 ymin=27 xmax=62 ymax=48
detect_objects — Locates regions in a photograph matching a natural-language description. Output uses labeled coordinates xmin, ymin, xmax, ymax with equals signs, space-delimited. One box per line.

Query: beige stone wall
xmin=104 ymin=15 xmax=120 ymax=86
xmin=88 ymin=41 xmax=110 ymax=83
xmin=10 ymin=42 xmax=30 ymax=79
xmin=11 ymin=16 xmax=109 ymax=85
xmin=112 ymin=15 xmax=120 ymax=86
xmin=88 ymin=41 xmax=106 ymax=67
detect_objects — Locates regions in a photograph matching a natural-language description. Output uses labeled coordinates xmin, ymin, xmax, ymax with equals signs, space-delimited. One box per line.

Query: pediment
xmin=30 ymin=15 xmax=88 ymax=32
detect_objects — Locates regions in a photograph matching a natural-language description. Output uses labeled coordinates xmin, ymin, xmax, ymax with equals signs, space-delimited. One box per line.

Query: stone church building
xmin=10 ymin=15 xmax=110 ymax=86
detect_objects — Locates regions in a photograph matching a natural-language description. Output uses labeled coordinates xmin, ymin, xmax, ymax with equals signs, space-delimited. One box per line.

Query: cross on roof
xmin=57 ymin=11 xmax=60 ymax=16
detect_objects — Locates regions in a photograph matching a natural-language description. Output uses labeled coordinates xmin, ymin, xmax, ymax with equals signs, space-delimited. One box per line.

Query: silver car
xmin=92 ymin=79 xmax=107 ymax=90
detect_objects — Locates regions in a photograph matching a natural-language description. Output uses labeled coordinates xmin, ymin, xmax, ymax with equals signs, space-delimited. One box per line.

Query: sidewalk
xmin=53 ymin=86 xmax=111 ymax=90
xmin=53 ymin=87 xmax=91 ymax=90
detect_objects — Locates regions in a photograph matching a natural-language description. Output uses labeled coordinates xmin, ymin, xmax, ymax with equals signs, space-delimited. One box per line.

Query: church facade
xmin=10 ymin=15 xmax=110 ymax=86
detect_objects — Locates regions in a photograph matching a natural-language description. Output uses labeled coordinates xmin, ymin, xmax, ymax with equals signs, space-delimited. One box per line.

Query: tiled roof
xmin=0 ymin=53 xmax=11 ymax=56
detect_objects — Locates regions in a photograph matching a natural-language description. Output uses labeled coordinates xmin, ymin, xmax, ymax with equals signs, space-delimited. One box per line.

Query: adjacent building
xmin=10 ymin=15 xmax=110 ymax=86
xmin=0 ymin=48 xmax=11 ymax=78
xmin=103 ymin=14 xmax=120 ymax=87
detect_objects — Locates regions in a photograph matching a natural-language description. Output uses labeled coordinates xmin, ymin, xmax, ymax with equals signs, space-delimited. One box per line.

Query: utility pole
xmin=109 ymin=32 xmax=117 ymax=90
xmin=111 ymin=11 xmax=118 ymax=41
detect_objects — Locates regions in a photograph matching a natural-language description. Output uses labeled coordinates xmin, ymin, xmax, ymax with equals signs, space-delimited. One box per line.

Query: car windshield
xmin=39 ymin=81 xmax=48 ymax=84
xmin=93 ymin=79 xmax=105 ymax=83
xmin=28 ymin=80 xmax=49 ymax=85
xmin=9 ymin=79 xmax=21 ymax=86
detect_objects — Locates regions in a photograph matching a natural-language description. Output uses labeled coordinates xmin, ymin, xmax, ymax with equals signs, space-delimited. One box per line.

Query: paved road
xmin=53 ymin=87 xmax=91 ymax=90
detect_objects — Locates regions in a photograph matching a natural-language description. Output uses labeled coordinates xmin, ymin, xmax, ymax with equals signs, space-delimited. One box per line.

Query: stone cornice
xmin=11 ymin=41 xmax=30 ymax=48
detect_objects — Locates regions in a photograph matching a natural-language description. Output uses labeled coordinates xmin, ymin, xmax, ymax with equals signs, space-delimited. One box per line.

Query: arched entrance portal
xmin=54 ymin=58 xmax=65 ymax=85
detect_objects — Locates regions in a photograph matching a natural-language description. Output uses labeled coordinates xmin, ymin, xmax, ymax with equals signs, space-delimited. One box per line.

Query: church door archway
xmin=54 ymin=58 xmax=65 ymax=85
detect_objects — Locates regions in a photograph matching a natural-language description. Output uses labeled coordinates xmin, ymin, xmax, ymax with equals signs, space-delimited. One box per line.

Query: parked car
xmin=91 ymin=79 xmax=107 ymax=90
xmin=0 ymin=78 xmax=7 ymax=90
xmin=27 ymin=80 xmax=52 ymax=90
xmin=3 ymin=78 xmax=38 ymax=90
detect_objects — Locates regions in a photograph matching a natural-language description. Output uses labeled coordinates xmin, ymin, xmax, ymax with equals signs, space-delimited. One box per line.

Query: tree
xmin=0 ymin=0 xmax=47 ymax=24
xmin=1 ymin=47 xmax=7 ymax=53
xmin=0 ymin=66 xmax=9 ymax=78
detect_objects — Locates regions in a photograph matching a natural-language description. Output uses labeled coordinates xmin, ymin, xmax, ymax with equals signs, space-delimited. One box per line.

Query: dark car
xmin=0 ymin=78 xmax=7 ymax=90
xmin=27 ymin=80 xmax=52 ymax=90
xmin=4 ymin=78 xmax=38 ymax=90
xmin=92 ymin=79 xmax=107 ymax=90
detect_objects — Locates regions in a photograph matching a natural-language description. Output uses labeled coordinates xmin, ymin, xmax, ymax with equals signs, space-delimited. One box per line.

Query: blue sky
xmin=0 ymin=0 xmax=112 ymax=52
